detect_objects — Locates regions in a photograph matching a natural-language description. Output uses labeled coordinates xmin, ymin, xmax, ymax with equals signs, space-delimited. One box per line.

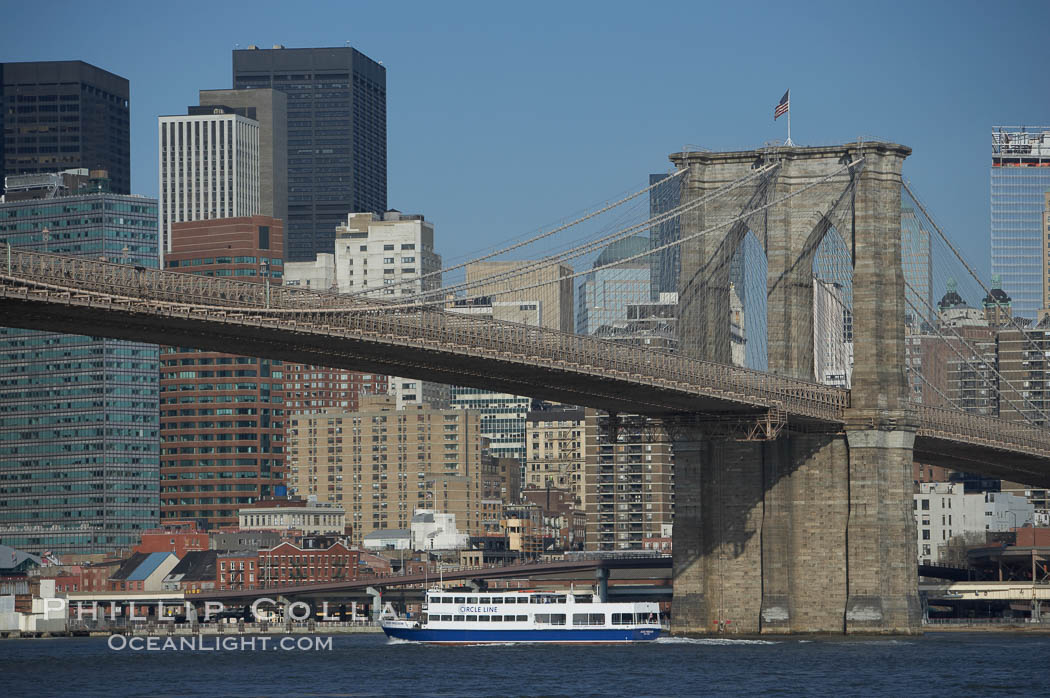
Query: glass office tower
xmin=576 ymin=237 xmax=652 ymax=335
xmin=0 ymin=173 xmax=159 ymax=555
xmin=649 ymin=172 xmax=681 ymax=299
xmin=990 ymin=126 xmax=1050 ymax=320
xmin=232 ymin=46 xmax=387 ymax=262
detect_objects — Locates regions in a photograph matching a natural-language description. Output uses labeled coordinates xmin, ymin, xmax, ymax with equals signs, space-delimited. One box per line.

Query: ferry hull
xmin=382 ymin=626 xmax=660 ymax=644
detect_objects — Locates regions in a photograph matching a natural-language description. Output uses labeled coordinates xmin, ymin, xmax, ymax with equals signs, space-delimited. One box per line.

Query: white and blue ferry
xmin=381 ymin=589 xmax=661 ymax=644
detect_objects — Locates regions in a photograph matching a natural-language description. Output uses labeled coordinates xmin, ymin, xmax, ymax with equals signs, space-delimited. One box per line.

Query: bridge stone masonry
xmin=670 ymin=142 xmax=920 ymax=635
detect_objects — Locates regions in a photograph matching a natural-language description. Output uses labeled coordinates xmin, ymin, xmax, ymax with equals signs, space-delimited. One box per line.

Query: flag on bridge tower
xmin=774 ymin=90 xmax=790 ymax=120
xmin=775 ymin=90 xmax=792 ymax=146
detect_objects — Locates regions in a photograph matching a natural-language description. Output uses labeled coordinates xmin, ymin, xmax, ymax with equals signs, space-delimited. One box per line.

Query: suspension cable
xmin=349 ymin=168 xmax=689 ymax=298
xmin=344 ymin=159 xmax=861 ymax=312
xmin=363 ymin=163 xmax=778 ymax=305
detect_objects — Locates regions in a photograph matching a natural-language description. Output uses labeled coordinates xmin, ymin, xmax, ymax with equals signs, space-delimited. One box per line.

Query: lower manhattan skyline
xmin=2 ymin=0 xmax=1046 ymax=273
xmin=1 ymin=1 xmax=1050 ymax=693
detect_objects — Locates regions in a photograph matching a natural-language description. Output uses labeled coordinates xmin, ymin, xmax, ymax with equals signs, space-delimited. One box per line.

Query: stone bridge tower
xmin=669 ymin=143 xmax=920 ymax=634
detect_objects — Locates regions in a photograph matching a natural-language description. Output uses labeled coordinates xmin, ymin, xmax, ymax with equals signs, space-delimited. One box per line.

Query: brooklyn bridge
xmin=2 ymin=141 xmax=1046 ymax=634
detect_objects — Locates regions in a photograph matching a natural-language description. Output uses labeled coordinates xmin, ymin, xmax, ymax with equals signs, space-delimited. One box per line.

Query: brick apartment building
xmin=287 ymin=395 xmax=506 ymax=545
xmin=258 ymin=540 xmax=358 ymax=588
xmin=134 ymin=521 xmax=209 ymax=557
xmin=160 ymin=216 xmax=286 ymax=527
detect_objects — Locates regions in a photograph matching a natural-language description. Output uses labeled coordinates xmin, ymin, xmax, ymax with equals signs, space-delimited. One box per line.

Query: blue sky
xmin=3 ymin=0 xmax=1048 ymax=274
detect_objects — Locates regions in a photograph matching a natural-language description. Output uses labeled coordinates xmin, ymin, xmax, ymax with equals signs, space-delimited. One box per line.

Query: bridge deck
xmin=1 ymin=249 xmax=1048 ymax=485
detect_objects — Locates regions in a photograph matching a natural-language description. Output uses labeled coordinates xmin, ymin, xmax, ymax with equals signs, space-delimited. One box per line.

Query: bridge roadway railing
xmin=917 ymin=404 xmax=1050 ymax=459
xmin=4 ymin=249 xmax=1050 ymax=454
xmin=0 ymin=247 xmax=850 ymax=422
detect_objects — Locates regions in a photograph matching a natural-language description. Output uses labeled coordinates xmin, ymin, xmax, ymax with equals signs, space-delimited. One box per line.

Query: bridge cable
xmin=903 ymin=180 xmax=1050 ymax=371
xmin=368 ymin=164 xmax=780 ymax=307
xmin=348 ymin=169 xmax=689 ymax=299
xmin=342 ymin=160 xmax=867 ymax=312
xmin=903 ymin=279 xmax=1050 ymax=424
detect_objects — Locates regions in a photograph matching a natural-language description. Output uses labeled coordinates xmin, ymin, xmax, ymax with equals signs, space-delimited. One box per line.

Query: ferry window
xmin=554 ymin=596 xmax=567 ymax=603
xmin=551 ymin=614 xmax=566 ymax=625
xmin=454 ymin=597 xmax=465 ymax=603
xmin=573 ymin=613 xmax=605 ymax=626
xmin=516 ymin=615 xmax=528 ymax=621
xmin=612 ymin=613 xmax=635 ymax=625
xmin=465 ymin=615 xmax=478 ymax=622
xmin=490 ymin=597 xmax=503 ymax=604
xmin=517 ymin=598 xmax=528 ymax=604
xmin=467 ymin=597 xmax=477 ymax=604
xmin=442 ymin=615 xmax=452 ymax=621
xmin=535 ymin=614 xmax=550 ymax=624
xmin=489 ymin=615 xmax=501 ymax=622
xmin=453 ymin=615 xmax=464 ymax=622
xmin=478 ymin=615 xmax=490 ymax=622
xmin=477 ymin=597 xmax=489 ymax=603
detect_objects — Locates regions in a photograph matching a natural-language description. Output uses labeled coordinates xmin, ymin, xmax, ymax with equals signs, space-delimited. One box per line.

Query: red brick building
xmin=283 ymin=364 xmax=389 ymax=414
xmin=80 ymin=560 xmax=124 ymax=592
xmin=160 ymin=216 xmax=286 ymax=528
xmin=50 ymin=573 xmax=82 ymax=593
xmin=1015 ymin=528 xmax=1050 ymax=547
xmin=217 ymin=551 xmax=259 ymax=591
xmin=135 ymin=521 xmax=208 ymax=557
xmin=258 ymin=541 xmax=358 ymax=587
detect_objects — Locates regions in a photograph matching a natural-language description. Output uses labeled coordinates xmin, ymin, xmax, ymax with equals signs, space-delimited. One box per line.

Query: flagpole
xmin=785 ymin=99 xmax=793 ymax=146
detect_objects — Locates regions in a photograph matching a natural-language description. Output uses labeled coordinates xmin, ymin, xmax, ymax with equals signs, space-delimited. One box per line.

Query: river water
xmin=1 ymin=631 xmax=1045 ymax=696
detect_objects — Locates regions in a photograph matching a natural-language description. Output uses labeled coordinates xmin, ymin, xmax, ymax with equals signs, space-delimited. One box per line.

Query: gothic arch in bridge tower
xmin=669 ymin=142 xmax=921 ymax=636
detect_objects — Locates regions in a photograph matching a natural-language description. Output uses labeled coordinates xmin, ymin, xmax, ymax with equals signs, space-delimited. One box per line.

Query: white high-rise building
xmin=331 ymin=211 xmax=443 ymax=408
xmin=914 ymin=482 xmax=1034 ymax=564
xmin=158 ymin=107 xmax=261 ymax=262
xmin=813 ymin=278 xmax=854 ymax=387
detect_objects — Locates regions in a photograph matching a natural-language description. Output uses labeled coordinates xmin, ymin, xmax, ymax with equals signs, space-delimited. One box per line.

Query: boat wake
xmin=655 ymin=637 xmax=778 ymax=646
xmin=385 ymin=637 xmax=416 ymax=645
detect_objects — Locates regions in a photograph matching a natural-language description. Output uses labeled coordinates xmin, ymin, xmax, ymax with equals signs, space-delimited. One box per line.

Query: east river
xmin=1 ymin=631 xmax=1046 ymax=696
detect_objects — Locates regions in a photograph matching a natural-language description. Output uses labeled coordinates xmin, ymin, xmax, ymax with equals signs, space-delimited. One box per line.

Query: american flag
xmin=774 ymin=90 xmax=790 ymax=120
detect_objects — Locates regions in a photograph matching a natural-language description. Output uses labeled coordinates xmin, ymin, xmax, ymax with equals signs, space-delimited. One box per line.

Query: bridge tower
xmin=669 ymin=143 xmax=921 ymax=635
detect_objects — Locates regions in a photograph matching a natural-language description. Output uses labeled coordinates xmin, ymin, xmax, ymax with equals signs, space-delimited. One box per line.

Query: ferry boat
xmin=381 ymin=589 xmax=662 ymax=644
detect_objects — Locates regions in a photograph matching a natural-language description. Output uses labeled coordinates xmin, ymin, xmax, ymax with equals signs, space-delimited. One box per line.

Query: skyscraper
xmin=332 ymin=210 xmax=443 ymax=408
xmin=648 ymin=172 xmax=681 ymax=299
xmin=198 ymin=89 xmax=288 ymax=229
xmin=158 ymin=104 xmax=262 ymax=261
xmin=576 ymin=236 xmax=652 ymax=336
xmin=232 ymin=46 xmax=387 ymax=262
xmin=583 ymin=411 xmax=673 ymax=551
xmin=990 ymin=126 xmax=1050 ymax=320
xmin=0 ymin=171 xmax=158 ymax=555
xmin=160 ymin=216 xmax=286 ymax=528
xmin=450 ymin=260 xmax=574 ymax=473
xmin=0 ymin=61 xmax=131 ymax=195
xmin=287 ymin=395 xmax=503 ymax=545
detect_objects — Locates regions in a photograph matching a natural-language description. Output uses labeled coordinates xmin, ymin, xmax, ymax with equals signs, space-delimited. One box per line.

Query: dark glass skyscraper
xmin=0 ymin=61 xmax=131 ymax=195
xmin=232 ymin=46 xmax=387 ymax=262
